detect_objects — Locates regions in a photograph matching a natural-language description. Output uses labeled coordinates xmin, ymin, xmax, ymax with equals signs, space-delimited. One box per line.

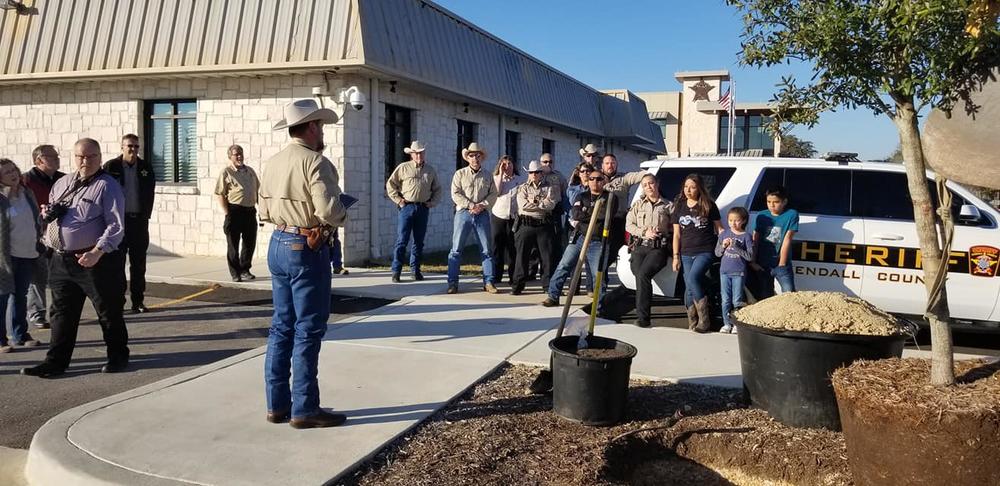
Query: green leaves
xmin=728 ymin=0 xmax=1000 ymax=119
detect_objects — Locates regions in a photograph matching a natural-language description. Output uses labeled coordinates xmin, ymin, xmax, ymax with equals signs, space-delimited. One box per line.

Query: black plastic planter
xmin=549 ymin=335 xmax=638 ymax=426
xmin=735 ymin=317 xmax=905 ymax=431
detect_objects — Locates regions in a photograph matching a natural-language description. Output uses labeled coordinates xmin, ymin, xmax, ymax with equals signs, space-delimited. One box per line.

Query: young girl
xmin=715 ymin=207 xmax=754 ymax=333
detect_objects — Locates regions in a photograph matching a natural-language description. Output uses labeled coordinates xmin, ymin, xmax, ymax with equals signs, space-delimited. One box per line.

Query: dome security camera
xmin=338 ymin=86 xmax=366 ymax=112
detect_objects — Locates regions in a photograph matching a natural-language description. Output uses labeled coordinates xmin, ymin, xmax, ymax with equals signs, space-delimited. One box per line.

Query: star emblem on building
xmin=690 ymin=80 xmax=714 ymax=101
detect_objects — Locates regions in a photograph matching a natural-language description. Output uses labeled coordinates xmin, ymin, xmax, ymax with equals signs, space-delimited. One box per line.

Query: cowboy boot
xmin=685 ymin=304 xmax=699 ymax=330
xmin=694 ymin=297 xmax=712 ymax=333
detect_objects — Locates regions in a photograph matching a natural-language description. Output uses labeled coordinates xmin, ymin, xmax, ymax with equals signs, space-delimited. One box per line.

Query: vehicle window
xmin=654 ymin=167 xmax=736 ymax=203
xmin=750 ymin=168 xmax=784 ymax=211
xmin=855 ymin=171 xmax=978 ymax=222
xmin=853 ymin=171 xmax=914 ymax=220
xmin=784 ymin=168 xmax=852 ymax=216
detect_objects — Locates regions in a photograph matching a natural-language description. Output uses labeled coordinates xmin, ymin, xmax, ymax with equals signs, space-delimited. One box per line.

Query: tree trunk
xmin=893 ymin=103 xmax=955 ymax=386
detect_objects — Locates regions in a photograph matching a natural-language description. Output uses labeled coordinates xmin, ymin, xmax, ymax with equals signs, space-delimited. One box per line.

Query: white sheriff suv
xmin=616 ymin=155 xmax=1000 ymax=327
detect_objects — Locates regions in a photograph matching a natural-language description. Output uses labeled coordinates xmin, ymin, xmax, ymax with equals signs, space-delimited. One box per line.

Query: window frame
xmin=505 ymin=130 xmax=520 ymax=165
xmin=456 ymin=119 xmax=478 ymax=171
xmin=718 ymin=113 xmax=775 ymax=156
xmin=144 ymin=99 xmax=197 ymax=185
xmin=384 ymin=104 xmax=413 ymax=181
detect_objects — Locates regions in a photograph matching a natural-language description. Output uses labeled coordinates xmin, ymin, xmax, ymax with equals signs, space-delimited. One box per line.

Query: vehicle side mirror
xmin=957 ymin=204 xmax=982 ymax=224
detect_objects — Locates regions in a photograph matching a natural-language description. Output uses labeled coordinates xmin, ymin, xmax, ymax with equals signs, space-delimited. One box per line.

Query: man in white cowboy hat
xmin=601 ymin=152 xmax=645 ymax=268
xmin=511 ymin=160 xmax=560 ymax=295
xmin=446 ymin=142 xmax=498 ymax=294
xmin=258 ymin=99 xmax=348 ymax=429
xmin=579 ymin=143 xmax=602 ymax=167
xmin=385 ymin=140 xmax=442 ymax=282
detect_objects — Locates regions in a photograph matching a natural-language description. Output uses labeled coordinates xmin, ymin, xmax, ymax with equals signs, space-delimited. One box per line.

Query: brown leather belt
xmin=275 ymin=224 xmax=328 ymax=250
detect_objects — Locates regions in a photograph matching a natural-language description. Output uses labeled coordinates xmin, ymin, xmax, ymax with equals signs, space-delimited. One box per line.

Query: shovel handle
xmin=555 ymin=198 xmax=604 ymax=338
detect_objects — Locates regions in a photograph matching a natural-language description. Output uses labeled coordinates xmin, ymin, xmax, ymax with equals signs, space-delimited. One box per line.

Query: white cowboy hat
xmin=403 ymin=141 xmax=426 ymax=154
xmin=272 ymin=99 xmax=338 ymax=131
xmin=579 ymin=143 xmax=600 ymax=157
xmin=461 ymin=142 xmax=486 ymax=160
xmin=524 ymin=160 xmax=544 ymax=173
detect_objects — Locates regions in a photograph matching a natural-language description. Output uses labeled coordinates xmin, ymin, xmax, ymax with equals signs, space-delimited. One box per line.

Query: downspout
xmin=369 ymin=77 xmax=381 ymax=262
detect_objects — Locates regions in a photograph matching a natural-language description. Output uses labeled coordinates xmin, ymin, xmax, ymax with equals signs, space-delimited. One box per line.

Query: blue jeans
xmin=681 ymin=252 xmax=714 ymax=307
xmin=264 ymin=231 xmax=331 ymax=419
xmin=329 ymin=232 xmax=343 ymax=270
xmin=720 ymin=273 xmax=745 ymax=328
xmin=391 ymin=203 xmax=429 ymax=274
xmin=756 ymin=263 xmax=796 ymax=299
xmin=548 ymin=237 xmax=604 ymax=303
xmin=1 ymin=256 xmax=36 ymax=345
xmin=447 ymin=210 xmax=495 ymax=286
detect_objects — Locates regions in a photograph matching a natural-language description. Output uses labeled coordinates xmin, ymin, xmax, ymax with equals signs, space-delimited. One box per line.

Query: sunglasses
xmin=588 ymin=177 xmax=605 ymax=182
xmin=541 ymin=160 xmax=552 ymax=164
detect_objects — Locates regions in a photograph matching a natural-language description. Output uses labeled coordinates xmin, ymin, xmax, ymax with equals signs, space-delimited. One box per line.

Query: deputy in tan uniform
xmin=626 ymin=174 xmax=673 ymax=328
xmin=511 ymin=160 xmax=561 ymax=295
xmin=386 ymin=141 xmax=442 ymax=283
xmin=215 ymin=144 xmax=260 ymax=282
xmin=259 ymin=99 xmax=348 ymax=429
xmin=446 ymin=143 xmax=498 ymax=294
xmin=601 ymin=152 xmax=645 ymax=267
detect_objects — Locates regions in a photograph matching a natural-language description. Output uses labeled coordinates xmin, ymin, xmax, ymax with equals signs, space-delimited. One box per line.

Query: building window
xmin=384 ymin=104 xmax=412 ymax=180
xmin=718 ymin=113 xmax=774 ymax=156
xmin=652 ymin=118 xmax=668 ymax=139
xmin=456 ymin=119 xmax=478 ymax=170
xmin=145 ymin=100 xmax=197 ymax=184
xmin=505 ymin=130 xmax=520 ymax=164
xmin=542 ymin=138 xmax=555 ymax=157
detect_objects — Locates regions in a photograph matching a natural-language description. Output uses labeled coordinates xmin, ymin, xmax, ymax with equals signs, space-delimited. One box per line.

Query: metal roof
xmin=358 ymin=0 xmax=607 ymax=136
xmin=0 ymin=0 xmax=658 ymax=151
xmin=0 ymin=0 xmax=362 ymax=80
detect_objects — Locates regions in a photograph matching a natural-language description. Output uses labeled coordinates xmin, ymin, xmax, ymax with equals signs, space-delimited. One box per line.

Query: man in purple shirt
xmin=22 ymin=138 xmax=129 ymax=378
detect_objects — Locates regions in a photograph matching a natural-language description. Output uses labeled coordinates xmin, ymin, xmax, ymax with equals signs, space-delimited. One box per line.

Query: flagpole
xmin=731 ymin=80 xmax=737 ymax=156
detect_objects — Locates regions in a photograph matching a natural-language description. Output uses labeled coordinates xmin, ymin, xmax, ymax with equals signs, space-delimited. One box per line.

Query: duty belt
xmin=518 ymin=215 xmax=550 ymax=226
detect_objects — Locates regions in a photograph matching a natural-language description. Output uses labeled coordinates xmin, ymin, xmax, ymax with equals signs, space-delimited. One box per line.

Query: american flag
xmin=719 ymin=88 xmax=732 ymax=111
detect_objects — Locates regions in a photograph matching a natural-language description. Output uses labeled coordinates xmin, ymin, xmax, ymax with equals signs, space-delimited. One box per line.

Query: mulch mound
xmin=336 ymin=364 xmax=854 ymax=485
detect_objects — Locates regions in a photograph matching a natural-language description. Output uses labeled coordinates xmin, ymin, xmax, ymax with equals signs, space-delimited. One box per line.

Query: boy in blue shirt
xmin=751 ymin=186 xmax=799 ymax=299
xmin=715 ymin=207 xmax=754 ymax=333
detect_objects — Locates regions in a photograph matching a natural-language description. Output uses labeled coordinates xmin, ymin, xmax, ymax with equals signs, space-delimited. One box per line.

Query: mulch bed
xmin=336 ymin=364 xmax=853 ymax=486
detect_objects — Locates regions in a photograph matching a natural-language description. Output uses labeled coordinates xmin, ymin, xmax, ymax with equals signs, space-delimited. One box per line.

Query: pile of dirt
xmin=833 ymin=357 xmax=1000 ymax=420
xmin=337 ymin=364 xmax=853 ymax=486
xmin=734 ymin=291 xmax=903 ymax=336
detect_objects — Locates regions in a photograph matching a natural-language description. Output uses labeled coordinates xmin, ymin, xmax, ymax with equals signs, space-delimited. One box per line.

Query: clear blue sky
xmin=434 ymin=0 xmax=900 ymax=160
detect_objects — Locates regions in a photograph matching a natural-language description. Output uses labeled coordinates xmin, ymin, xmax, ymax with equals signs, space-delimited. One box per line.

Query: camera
xmin=338 ymin=86 xmax=366 ymax=112
xmin=42 ymin=202 xmax=68 ymax=224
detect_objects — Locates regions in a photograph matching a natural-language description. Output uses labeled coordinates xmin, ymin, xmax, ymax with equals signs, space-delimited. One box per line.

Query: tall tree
xmin=729 ymin=0 xmax=1000 ymax=386
xmin=778 ymin=134 xmax=817 ymax=158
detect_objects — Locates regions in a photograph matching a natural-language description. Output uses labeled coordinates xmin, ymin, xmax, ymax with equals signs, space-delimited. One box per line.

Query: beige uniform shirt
xmin=605 ymin=171 xmax=646 ymax=217
xmin=258 ymin=140 xmax=346 ymax=228
xmin=451 ymin=166 xmax=497 ymax=209
xmin=385 ymin=160 xmax=442 ymax=207
xmin=516 ymin=179 xmax=560 ymax=219
xmin=214 ymin=165 xmax=260 ymax=208
xmin=626 ymin=196 xmax=674 ymax=238
xmin=545 ymin=170 xmax=567 ymax=198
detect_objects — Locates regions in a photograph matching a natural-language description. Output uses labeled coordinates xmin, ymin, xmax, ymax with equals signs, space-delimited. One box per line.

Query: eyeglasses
xmin=74 ymin=154 xmax=100 ymax=161
xmin=468 ymin=153 xmax=483 ymax=158
xmin=541 ymin=160 xmax=552 ymax=164
xmin=528 ymin=170 xmax=542 ymax=174
xmin=588 ymin=177 xmax=605 ymax=182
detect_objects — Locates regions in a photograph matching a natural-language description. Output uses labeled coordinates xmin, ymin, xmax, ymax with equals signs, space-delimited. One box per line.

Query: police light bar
xmin=822 ymin=152 xmax=860 ymax=162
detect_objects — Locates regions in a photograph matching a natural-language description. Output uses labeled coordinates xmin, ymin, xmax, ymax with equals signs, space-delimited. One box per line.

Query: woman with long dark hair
xmin=671 ymin=174 xmax=723 ymax=333
xmin=0 ymin=159 xmax=42 ymax=352
xmin=490 ymin=155 xmax=522 ymax=284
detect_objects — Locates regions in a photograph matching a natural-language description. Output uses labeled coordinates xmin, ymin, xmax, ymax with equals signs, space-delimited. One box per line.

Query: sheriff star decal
xmin=969 ymin=245 xmax=999 ymax=278
xmin=690 ymin=80 xmax=714 ymax=101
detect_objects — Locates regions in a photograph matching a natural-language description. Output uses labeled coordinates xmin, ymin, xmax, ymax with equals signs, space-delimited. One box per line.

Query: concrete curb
xmin=26 ymin=347 xmax=267 ymax=486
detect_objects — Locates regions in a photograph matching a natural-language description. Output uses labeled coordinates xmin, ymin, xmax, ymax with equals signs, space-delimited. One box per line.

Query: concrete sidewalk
xmin=24 ymin=255 xmax=990 ymax=485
